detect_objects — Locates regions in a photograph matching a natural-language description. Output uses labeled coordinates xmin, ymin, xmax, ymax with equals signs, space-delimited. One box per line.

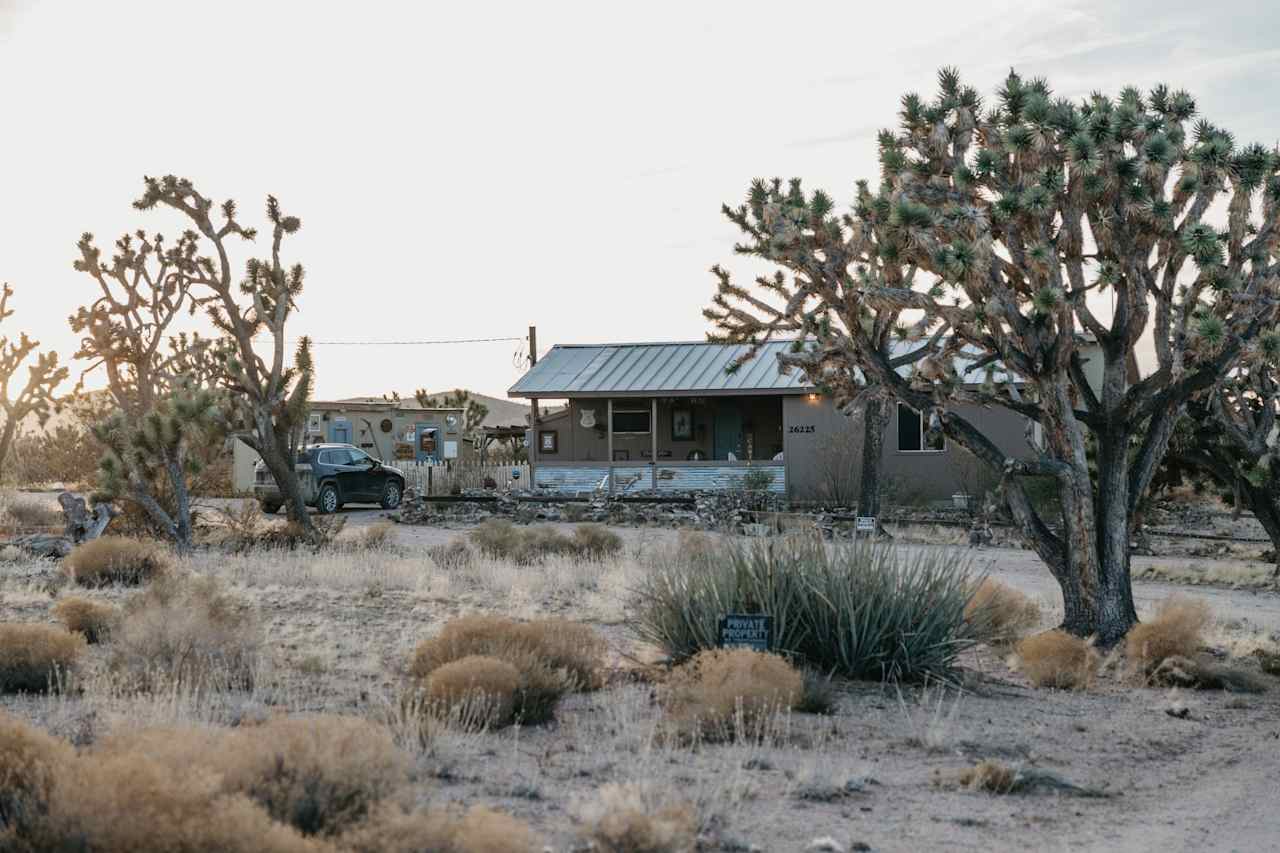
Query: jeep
xmin=253 ymin=443 xmax=406 ymax=514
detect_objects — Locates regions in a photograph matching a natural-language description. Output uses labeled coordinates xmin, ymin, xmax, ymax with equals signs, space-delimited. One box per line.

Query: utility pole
xmin=528 ymin=326 xmax=539 ymax=475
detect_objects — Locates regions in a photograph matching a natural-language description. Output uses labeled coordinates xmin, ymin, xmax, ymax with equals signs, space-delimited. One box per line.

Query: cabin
xmin=508 ymin=340 xmax=1064 ymax=504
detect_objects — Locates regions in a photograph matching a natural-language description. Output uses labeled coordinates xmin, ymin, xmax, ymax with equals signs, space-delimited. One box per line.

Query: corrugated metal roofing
xmin=509 ymin=339 xmax=1022 ymax=398
xmin=509 ymin=341 xmax=812 ymax=397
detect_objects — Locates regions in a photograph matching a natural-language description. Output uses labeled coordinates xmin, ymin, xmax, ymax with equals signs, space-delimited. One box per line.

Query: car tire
xmin=259 ymin=500 xmax=282 ymax=515
xmin=380 ymin=479 xmax=403 ymax=510
xmin=317 ymin=483 xmax=341 ymax=514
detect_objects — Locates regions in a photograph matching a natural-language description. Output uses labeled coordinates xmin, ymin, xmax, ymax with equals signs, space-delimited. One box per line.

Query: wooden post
xmin=651 ymin=397 xmax=658 ymax=491
xmin=607 ymin=398 xmax=614 ymax=496
xmin=528 ymin=326 xmax=539 ymax=490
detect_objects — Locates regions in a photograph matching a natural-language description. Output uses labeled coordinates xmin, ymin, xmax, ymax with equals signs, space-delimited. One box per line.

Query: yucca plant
xmin=633 ymin=535 xmax=979 ymax=682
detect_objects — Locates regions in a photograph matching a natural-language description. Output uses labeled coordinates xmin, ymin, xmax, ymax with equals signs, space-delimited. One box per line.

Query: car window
xmin=347 ymin=448 xmax=371 ymax=465
xmin=317 ymin=449 xmax=339 ymax=465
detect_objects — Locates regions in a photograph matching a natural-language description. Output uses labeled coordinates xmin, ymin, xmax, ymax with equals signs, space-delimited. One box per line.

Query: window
xmin=897 ymin=403 xmax=945 ymax=452
xmin=611 ymin=408 xmax=650 ymax=434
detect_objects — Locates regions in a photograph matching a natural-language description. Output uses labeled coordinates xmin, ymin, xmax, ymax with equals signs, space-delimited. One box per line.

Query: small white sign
xmin=443 ymin=440 xmax=459 ymax=460
xmin=855 ymin=516 xmax=876 ymax=533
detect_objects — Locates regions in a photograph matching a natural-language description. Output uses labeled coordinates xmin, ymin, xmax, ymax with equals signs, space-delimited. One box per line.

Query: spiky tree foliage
xmin=415 ymin=388 xmax=489 ymax=440
xmin=70 ymin=230 xmax=228 ymax=549
xmin=132 ymin=176 xmax=316 ymax=533
xmin=0 ymin=284 xmax=69 ymax=483
xmin=707 ymin=69 xmax=1280 ymax=642
xmin=1169 ymin=346 xmax=1280 ymax=577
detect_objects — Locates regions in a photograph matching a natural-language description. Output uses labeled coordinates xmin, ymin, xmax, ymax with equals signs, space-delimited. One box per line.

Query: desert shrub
xmin=215 ymin=715 xmax=408 ymax=837
xmin=109 ymin=575 xmax=260 ymax=691
xmin=964 ymin=578 xmax=1041 ymax=645
xmin=1149 ymin=655 xmax=1268 ymax=693
xmin=0 ymin=497 xmax=62 ymax=530
xmin=571 ymin=523 xmax=623 ymax=560
xmin=634 ymin=536 xmax=978 ymax=682
xmin=0 ymin=625 xmax=84 ymax=694
xmin=660 ymin=648 xmax=802 ymax=741
xmin=795 ymin=669 xmax=838 ymax=715
xmin=428 ymin=538 xmax=474 ymax=570
xmin=0 ymin=712 xmax=75 ymax=839
xmin=51 ymin=597 xmax=119 ymax=643
xmin=1125 ymin=596 xmax=1210 ymax=674
xmin=342 ymin=803 xmax=540 ymax=853
xmin=1015 ymin=630 xmax=1099 ymax=690
xmin=209 ymin=503 xmax=346 ymax=553
xmin=573 ymin=782 xmax=698 ymax=853
xmin=409 ymin=614 xmax=605 ymax=724
xmin=469 ymin=519 xmax=622 ymax=564
xmin=63 ymin=536 xmax=171 ymax=587
xmin=956 ymin=759 xmax=1017 ymax=793
xmin=348 ymin=521 xmax=395 ymax=551
xmin=511 ymin=618 xmax=608 ymax=690
xmin=18 ymin=751 xmax=320 ymax=853
xmin=425 ymin=656 xmax=520 ymax=729
xmin=10 ymin=424 xmax=99 ymax=489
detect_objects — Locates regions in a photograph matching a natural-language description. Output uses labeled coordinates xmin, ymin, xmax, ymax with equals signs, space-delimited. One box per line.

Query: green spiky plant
xmin=0 ymin=284 xmax=67 ymax=484
xmin=132 ymin=177 xmax=317 ymax=536
xmin=415 ymin=388 xmax=490 ymax=440
xmin=707 ymin=69 xmax=1280 ymax=643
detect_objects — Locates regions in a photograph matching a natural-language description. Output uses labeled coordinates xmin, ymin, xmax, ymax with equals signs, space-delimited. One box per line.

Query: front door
xmin=330 ymin=420 xmax=351 ymax=444
xmin=713 ymin=407 xmax=742 ymax=460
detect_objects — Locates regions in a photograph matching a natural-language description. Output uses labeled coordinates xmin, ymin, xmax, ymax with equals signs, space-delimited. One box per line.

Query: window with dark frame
xmin=896 ymin=403 xmax=944 ymax=452
xmin=611 ymin=408 xmax=651 ymax=434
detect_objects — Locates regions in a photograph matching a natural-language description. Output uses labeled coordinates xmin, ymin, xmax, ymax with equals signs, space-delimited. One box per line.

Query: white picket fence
xmin=398 ymin=462 xmax=529 ymax=496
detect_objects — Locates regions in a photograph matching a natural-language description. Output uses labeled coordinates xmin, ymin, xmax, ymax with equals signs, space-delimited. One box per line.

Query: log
xmin=2 ymin=493 xmax=118 ymax=559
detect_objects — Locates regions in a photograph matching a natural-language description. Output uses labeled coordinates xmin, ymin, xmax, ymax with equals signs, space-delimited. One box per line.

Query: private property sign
xmin=718 ymin=614 xmax=773 ymax=652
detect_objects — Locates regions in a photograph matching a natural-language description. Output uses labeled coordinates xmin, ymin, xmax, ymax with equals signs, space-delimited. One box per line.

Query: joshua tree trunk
xmin=857 ymin=397 xmax=889 ymax=520
xmin=256 ymin=435 xmax=310 ymax=525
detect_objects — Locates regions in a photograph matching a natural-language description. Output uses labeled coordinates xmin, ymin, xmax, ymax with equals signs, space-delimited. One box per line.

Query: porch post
xmin=607 ymin=398 xmax=614 ymax=495
xmin=528 ymin=395 xmax=537 ymax=488
xmin=650 ymin=398 xmax=658 ymax=490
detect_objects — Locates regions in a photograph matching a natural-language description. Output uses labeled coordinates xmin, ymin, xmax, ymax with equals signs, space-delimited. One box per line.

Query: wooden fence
xmin=398 ymin=462 xmax=529 ymax=496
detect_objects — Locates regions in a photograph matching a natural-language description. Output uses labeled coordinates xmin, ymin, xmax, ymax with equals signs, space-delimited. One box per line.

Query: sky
xmin=1 ymin=0 xmax=1277 ymax=401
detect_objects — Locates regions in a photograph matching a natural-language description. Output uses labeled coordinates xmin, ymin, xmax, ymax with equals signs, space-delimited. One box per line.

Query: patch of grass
xmin=63 ymin=536 xmax=171 ymax=587
xmin=964 ymin=578 xmax=1041 ymax=645
xmin=795 ymin=670 xmax=838 ymax=715
xmin=635 ymin=535 xmax=979 ymax=682
xmin=51 ymin=597 xmax=119 ymax=644
xmin=1014 ymin=630 xmax=1099 ymax=690
xmin=347 ymin=521 xmax=395 ymax=551
xmin=572 ymin=782 xmax=698 ymax=853
xmin=0 ymin=624 xmax=84 ymax=694
xmin=1136 ymin=562 xmax=1278 ymax=590
xmin=939 ymin=760 xmax=1109 ymax=798
xmin=660 ymin=648 xmax=802 ymax=742
xmin=428 ymin=538 xmax=474 ymax=570
xmin=1126 ymin=596 xmax=1210 ymax=674
xmin=108 ymin=575 xmax=260 ymax=691
xmin=469 ymin=519 xmax=622 ymax=564
xmin=425 ymin=655 xmax=521 ymax=729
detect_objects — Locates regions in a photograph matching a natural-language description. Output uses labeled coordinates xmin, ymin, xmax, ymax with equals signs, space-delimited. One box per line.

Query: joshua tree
xmin=0 ymin=284 xmax=68 ymax=483
xmin=1169 ymin=352 xmax=1280 ymax=577
xmin=707 ymin=69 xmax=1280 ymax=642
xmin=415 ymin=388 xmax=489 ymax=440
xmin=70 ymin=230 xmax=225 ymax=549
xmin=132 ymin=176 xmax=316 ymax=534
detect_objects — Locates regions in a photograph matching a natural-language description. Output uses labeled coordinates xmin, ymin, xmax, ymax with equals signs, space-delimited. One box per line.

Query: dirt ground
xmin=2 ymin=495 xmax=1279 ymax=852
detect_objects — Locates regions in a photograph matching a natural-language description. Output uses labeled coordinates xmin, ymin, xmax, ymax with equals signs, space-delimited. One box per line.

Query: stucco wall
xmin=783 ymin=395 xmax=1030 ymax=504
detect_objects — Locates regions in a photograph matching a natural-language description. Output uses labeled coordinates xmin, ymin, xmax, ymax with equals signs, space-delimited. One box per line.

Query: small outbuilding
xmin=508 ymin=340 xmax=1055 ymax=504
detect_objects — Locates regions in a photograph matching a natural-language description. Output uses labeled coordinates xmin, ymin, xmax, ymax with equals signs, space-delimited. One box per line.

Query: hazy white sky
xmin=1 ymin=0 xmax=1276 ymax=400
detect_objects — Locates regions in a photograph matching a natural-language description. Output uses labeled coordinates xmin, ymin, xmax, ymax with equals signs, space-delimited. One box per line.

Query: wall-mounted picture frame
xmin=539 ymin=430 xmax=558 ymax=453
xmin=671 ymin=407 xmax=693 ymax=441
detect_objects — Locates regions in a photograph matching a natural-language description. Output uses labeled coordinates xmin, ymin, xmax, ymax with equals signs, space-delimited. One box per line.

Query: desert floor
xmin=2 ymin=495 xmax=1278 ymax=852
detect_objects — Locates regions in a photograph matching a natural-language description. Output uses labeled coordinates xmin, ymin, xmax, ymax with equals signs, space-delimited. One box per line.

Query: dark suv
xmin=254 ymin=444 xmax=406 ymax=514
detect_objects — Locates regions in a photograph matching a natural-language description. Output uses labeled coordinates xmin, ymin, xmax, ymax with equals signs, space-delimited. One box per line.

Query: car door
xmin=343 ymin=448 xmax=380 ymax=500
xmin=322 ymin=448 xmax=365 ymax=502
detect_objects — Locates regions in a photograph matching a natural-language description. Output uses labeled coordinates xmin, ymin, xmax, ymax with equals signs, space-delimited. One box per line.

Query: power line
xmin=253 ymin=335 xmax=525 ymax=346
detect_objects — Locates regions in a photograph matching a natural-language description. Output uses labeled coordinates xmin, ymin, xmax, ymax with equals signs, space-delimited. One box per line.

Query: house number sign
xmin=787 ymin=425 xmax=816 ymax=434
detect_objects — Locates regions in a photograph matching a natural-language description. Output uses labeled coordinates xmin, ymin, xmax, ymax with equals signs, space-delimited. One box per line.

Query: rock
xmin=806 ymin=838 xmax=846 ymax=853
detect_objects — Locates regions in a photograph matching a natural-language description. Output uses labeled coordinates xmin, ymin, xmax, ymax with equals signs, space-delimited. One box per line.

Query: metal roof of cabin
xmin=508 ymin=341 xmax=812 ymax=397
xmin=508 ymin=339 xmax=1021 ymax=398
